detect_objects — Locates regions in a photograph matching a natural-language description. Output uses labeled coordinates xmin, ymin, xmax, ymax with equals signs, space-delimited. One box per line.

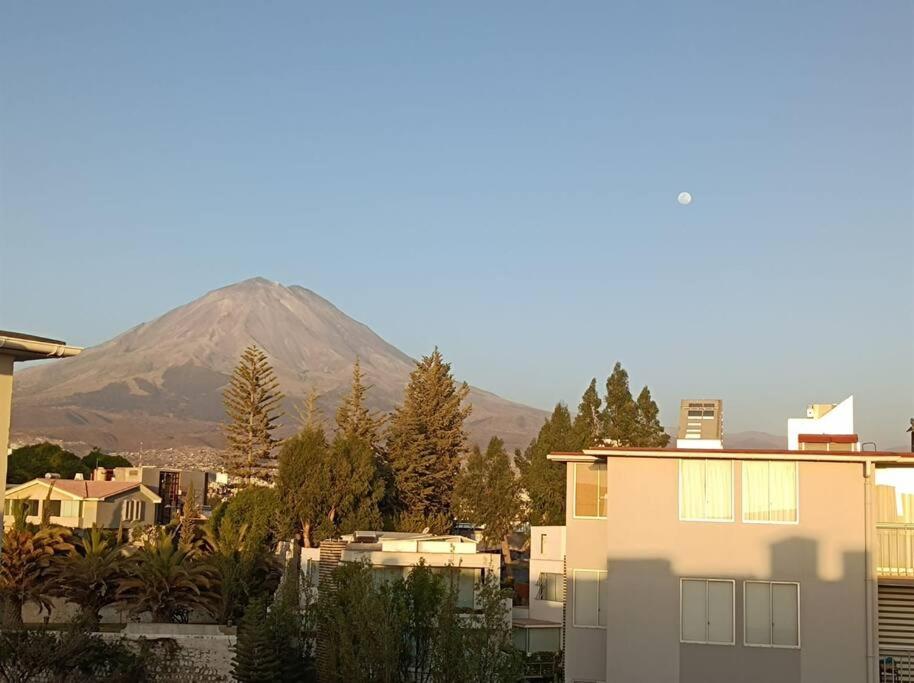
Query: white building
xmin=512 ymin=525 xmax=564 ymax=654
xmin=787 ymin=395 xmax=857 ymax=451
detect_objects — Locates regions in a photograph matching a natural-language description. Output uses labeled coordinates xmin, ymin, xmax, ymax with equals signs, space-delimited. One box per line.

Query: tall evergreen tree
xmin=232 ymin=597 xmax=281 ymax=682
xmin=634 ymin=386 xmax=671 ymax=447
xmin=386 ymin=348 xmax=471 ymax=525
xmin=603 ymin=362 xmax=640 ymax=446
xmin=178 ymin=481 xmax=201 ymax=548
xmin=572 ymin=378 xmax=604 ymax=448
xmin=453 ymin=437 xmax=522 ymax=567
xmin=223 ymin=345 xmax=285 ymax=484
xmin=277 ymin=425 xmax=331 ymax=547
xmin=335 ymin=358 xmax=385 ymax=446
xmin=519 ymin=403 xmax=575 ymax=526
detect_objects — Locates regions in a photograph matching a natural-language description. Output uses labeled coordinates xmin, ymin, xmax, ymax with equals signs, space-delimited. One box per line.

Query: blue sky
xmin=1 ymin=2 xmax=911 ymax=446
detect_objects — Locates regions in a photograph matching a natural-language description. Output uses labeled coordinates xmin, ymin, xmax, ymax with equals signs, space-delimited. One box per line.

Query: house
xmin=548 ymin=399 xmax=914 ymax=683
xmin=512 ymin=525 xmax=564 ymax=655
xmin=93 ymin=465 xmax=210 ymax=523
xmin=300 ymin=531 xmax=502 ymax=611
xmin=3 ymin=476 xmax=161 ymax=529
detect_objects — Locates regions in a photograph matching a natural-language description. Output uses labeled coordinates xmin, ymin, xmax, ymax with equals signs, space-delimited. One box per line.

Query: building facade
xmin=549 ymin=445 xmax=912 ymax=683
xmin=513 ymin=525 xmax=565 ymax=654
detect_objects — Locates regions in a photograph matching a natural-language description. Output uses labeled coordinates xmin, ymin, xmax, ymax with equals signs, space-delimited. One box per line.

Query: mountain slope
xmin=11 ymin=278 xmax=547 ymax=454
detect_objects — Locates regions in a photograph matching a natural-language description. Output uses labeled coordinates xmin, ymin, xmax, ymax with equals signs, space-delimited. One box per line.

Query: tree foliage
xmin=81 ymin=448 xmax=132 ymax=471
xmin=222 ymin=345 xmax=285 ymax=484
xmin=518 ymin=403 xmax=576 ymax=526
xmin=386 ymin=349 xmax=471 ymax=525
xmin=453 ymin=437 xmax=521 ymax=550
xmin=57 ymin=526 xmax=129 ymax=627
xmin=6 ymin=443 xmax=88 ymax=484
xmin=335 ymin=358 xmax=385 ymax=447
xmin=0 ymin=524 xmax=74 ymax=627
xmin=232 ymin=597 xmax=282 ymax=682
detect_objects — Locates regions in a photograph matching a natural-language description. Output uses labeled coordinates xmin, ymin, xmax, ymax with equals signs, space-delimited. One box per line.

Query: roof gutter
xmin=0 ymin=335 xmax=82 ymax=361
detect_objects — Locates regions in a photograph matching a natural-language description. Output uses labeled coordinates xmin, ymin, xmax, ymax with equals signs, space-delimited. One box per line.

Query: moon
xmin=677 ymin=192 xmax=693 ymax=206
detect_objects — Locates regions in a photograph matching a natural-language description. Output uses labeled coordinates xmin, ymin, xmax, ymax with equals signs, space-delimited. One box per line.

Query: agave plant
xmin=0 ymin=525 xmax=75 ymax=627
xmin=57 ymin=526 xmax=131 ymax=627
xmin=115 ymin=528 xmax=220 ymax=623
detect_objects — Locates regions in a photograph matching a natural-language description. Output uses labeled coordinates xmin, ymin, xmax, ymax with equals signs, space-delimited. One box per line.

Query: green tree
xmin=603 ymin=362 xmax=640 ymax=445
xmin=213 ymin=485 xmax=282 ymax=550
xmin=115 ymin=529 xmax=219 ymax=623
xmin=179 ymin=481 xmax=202 ymax=548
xmin=335 ymin=358 xmax=385 ymax=447
xmin=634 ymin=386 xmax=670 ymax=447
xmin=6 ymin=443 xmax=89 ymax=484
xmin=277 ymin=425 xmax=332 ymax=547
xmin=332 ymin=434 xmax=386 ymax=535
xmin=223 ymin=345 xmax=285 ymax=484
xmin=81 ymin=448 xmax=132 ymax=472
xmin=387 ymin=349 xmax=471 ymax=526
xmin=453 ymin=437 xmax=522 ymax=566
xmin=232 ymin=597 xmax=281 ymax=682
xmin=0 ymin=525 xmax=74 ymax=627
xmin=572 ymin=378 xmax=604 ymax=448
xmin=57 ymin=526 xmax=129 ymax=627
xmin=518 ymin=403 xmax=576 ymax=526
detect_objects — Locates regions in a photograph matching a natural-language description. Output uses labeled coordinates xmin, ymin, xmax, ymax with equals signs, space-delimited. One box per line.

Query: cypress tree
xmin=572 ymin=378 xmax=604 ymax=448
xmin=223 ymin=345 xmax=285 ymax=484
xmin=603 ymin=362 xmax=640 ymax=446
xmin=178 ymin=481 xmax=201 ymax=548
xmin=634 ymin=386 xmax=670 ymax=447
xmin=386 ymin=348 xmax=471 ymax=525
xmin=520 ymin=403 xmax=575 ymax=526
xmin=232 ymin=597 xmax=281 ymax=682
xmin=277 ymin=425 xmax=331 ymax=547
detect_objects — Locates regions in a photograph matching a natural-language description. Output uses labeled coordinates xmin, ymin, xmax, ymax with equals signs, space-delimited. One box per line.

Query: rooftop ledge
xmin=548 ymin=446 xmax=912 ymax=465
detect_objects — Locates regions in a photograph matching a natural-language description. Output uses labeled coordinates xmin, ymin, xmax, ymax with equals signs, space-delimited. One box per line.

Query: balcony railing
xmin=878 ymin=526 xmax=914 ymax=578
xmin=881 ymin=648 xmax=914 ymax=682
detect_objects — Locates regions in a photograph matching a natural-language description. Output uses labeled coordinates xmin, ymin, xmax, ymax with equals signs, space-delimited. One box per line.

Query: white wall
xmin=787 ymin=395 xmax=854 ymax=450
xmin=529 ymin=526 xmax=565 ymax=624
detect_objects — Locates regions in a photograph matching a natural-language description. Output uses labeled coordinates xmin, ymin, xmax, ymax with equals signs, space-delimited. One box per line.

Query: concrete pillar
xmin=0 ymin=354 xmax=14 ymax=552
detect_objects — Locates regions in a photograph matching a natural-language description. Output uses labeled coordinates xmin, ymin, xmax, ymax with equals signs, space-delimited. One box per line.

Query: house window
xmin=745 ymin=581 xmax=800 ymax=648
xmin=679 ymin=460 xmax=733 ymax=521
xmin=123 ymin=500 xmax=145 ymax=521
xmin=60 ymin=500 xmax=81 ymax=517
xmin=431 ymin=567 xmax=479 ymax=609
xmin=538 ymin=572 xmax=564 ymax=603
xmin=574 ymin=463 xmax=607 ymax=518
xmin=743 ymin=461 xmax=798 ymax=523
xmin=680 ymin=578 xmax=735 ymax=645
xmin=573 ymin=569 xmax=607 ymax=628
xmin=45 ymin=500 xmax=62 ymax=517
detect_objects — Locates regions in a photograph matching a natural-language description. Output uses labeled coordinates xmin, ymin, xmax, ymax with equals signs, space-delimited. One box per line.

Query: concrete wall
xmin=787 ymin=396 xmax=854 ymax=450
xmin=529 ymin=526 xmax=565 ymax=624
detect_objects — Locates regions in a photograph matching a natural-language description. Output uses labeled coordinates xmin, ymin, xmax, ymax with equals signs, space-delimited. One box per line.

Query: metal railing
xmin=881 ymin=649 xmax=914 ymax=682
xmin=878 ymin=526 xmax=914 ymax=578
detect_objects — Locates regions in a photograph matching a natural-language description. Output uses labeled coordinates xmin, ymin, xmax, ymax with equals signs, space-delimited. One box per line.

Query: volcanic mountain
xmin=11 ymin=278 xmax=548 ymax=455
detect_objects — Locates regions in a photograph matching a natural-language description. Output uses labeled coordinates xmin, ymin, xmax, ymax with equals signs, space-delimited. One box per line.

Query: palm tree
xmin=115 ymin=528 xmax=219 ymax=623
xmin=201 ymin=517 xmax=280 ymax=624
xmin=0 ymin=525 xmax=74 ymax=627
xmin=57 ymin=526 xmax=130 ymax=627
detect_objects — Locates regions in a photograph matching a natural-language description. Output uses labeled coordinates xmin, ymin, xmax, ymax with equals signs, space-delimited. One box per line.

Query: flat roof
xmin=548 ymin=445 xmax=912 ymax=464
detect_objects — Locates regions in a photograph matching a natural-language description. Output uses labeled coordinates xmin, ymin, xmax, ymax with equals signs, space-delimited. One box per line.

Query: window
xmin=680 ymin=579 xmax=735 ymax=645
xmin=574 ymin=463 xmax=607 ymax=518
xmin=743 ymin=461 xmax=798 ymax=523
xmin=679 ymin=459 xmax=733 ymax=521
xmin=744 ymin=581 xmax=800 ymax=647
xmin=432 ymin=567 xmax=479 ymax=609
xmin=123 ymin=500 xmax=145 ymax=521
xmin=573 ymin=569 xmax=607 ymax=627
xmin=45 ymin=500 xmax=62 ymax=517
xmin=4 ymin=499 xmax=38 ymax=516
xmin=60 ymin=500 xmax=81 ymax=517
xmin=539 ymin=533 xmax=546 ymax=555
xmin=538 ymin=572 xmax=564 ymax=603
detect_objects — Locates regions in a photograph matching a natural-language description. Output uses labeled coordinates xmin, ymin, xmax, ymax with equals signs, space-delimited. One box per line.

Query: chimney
xmin=74 ymin=473 xmax=84 ymax=481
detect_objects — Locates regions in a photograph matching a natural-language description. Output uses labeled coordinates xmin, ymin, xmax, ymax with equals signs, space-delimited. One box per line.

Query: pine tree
xmin=634 ymin=386 xmax=671 ymax=447
xmin=179 ymin=481 xmax=201 ymax=548
xmin=386 ymin=348 xmax=471 ymax=523
xmin=453 ymin=437 xmax=521 ymax=567
xmin=335 ymin=358 xmax=385 ymax=446
xmin=295 ymin=387 xmax=321 ymax=432
xmin=223 ymin=345 xmax=285 ymax=484
xmin=232 ymin=597 xmax=281 ymax=682
xmin=520 ymin=403 xmax=575 ymax=526
xmin=603 ymin=362 xmax=640 ymax=446
xmin=573 ymin=378 xmax=604 ymax=448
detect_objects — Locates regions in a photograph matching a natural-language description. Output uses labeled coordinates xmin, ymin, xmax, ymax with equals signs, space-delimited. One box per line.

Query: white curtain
xmin=680 ymin=460 xmax=706 ymax=520
xmin=575 ymin=464 xmax=600 ymax=517
xmin=705 ymin=461 xmax=733 ymax=521
xmin=743 ymin=461 xmax=770 ymax=522
xmin=769 ymin=462 xmax=798 ymax=522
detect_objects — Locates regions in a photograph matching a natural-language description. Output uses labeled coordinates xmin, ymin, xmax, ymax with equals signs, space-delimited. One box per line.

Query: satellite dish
xmin=677 ymin=192 xmax=693 ymax=206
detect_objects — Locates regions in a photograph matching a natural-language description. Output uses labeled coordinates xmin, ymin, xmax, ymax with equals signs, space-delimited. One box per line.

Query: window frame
xmin=741 ymin=461 xmax=800 ymax=525
xmin=743 ymin=580 xmax=801 ymax=649
xmin=679 ymin=578 xmax=736 ymax=646
xmin=123 ymin=499 xmax=145 ymax=521
xmin=537 ymin=571 xmax=564 ymax=603
xmin=572 ymin=462 xmax=607 ymax=520
xmin=678 ymin=459 xmax=735 ymax=523
xmin=572 ymin=568 xmax=607 ymax=629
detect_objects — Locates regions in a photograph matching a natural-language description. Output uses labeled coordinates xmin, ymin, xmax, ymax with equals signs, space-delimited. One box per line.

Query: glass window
xmin=745 ymin=581 xmax=800 ymax=647
xmin=573 ymin=570 xmax=607 ymax=627
xmin=574 ymin=463 xmax=607 ymax=518
xmin=123 ymin=500 xmax=144 ymax=521
xmin=432 ymin=567 xmax=479 ymax=609
xmin=538 ymin=572 xmax=564 ymax=603
xmin=679 ymin=460 xmax=733 ymax=521
xmin=680 ymin=578 xmax=734 ymax=645
xmin=45 ymin=500 xmax=62 ymax=517
xmin=743 ymin=461 xmax=798 ymax=523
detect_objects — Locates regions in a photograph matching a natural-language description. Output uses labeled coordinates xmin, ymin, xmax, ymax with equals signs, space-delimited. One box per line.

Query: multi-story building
xmin=676 ymin=399 xmax=723 ymax=449
xmin=94 ymin=465 xmax=209 ymax=523
xmin=513 ymin=525 xmax=565 ymax=655
xmin=548 ymin=400 xmax=914 ymax=683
